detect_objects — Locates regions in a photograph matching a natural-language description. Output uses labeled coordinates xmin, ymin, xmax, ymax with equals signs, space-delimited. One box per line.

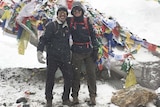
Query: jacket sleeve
xmin=88 ymin=18 xmax=99 ymax=50
xmin=37 ymin=22 xmax=54 ymax=52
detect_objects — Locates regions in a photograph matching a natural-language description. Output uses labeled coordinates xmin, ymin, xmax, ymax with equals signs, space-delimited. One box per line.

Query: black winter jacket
xmin=67 ymin=16 xmax=98 ymax=54
xmin=37 ymin=20 xmax=71 ymax=62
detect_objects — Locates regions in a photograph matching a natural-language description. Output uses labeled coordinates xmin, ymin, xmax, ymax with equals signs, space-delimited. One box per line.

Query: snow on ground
xmin=0 ymin=18 xmax=119 ymax=107
xmin=0 ymin=67 xmax=118 ymax=107
xmin=1 ymin=0 xmax=160 ymax=107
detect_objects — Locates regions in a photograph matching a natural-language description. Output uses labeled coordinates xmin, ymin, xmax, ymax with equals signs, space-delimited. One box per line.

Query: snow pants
xmin=71 ymin=52 xmax=97 ymax=98
xmin=45 ymin=58 xmax=73 ymax=101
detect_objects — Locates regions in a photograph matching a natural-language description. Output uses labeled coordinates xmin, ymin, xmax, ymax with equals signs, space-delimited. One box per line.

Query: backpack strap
xmin=83 ymin=17 xmax=89 ymax=30
xmin=70 ymin=17 xmax=74 ymax=29
xmin=70 ymin=17 xmax=90 ymax=35
xmin=83 ymin=17 xmax=90 ymax=35
xmin=52 ymin=21 xmax=59 ymax=34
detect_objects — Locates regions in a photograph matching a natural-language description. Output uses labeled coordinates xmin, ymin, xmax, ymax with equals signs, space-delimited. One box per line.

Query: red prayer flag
xmin=148 ymin=43 xmax=157 ymax=52
xmin=66 ymin=0 xmax=74 ymax=10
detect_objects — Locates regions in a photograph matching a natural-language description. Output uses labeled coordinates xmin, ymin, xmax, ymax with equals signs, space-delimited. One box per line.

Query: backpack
xmin=69 ymin=17 xmax=90 ymax=35
xmin=51 ymin=21 xmax=60 ymax=35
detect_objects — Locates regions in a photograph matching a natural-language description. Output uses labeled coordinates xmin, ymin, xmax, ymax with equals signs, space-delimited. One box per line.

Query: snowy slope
xmin=86 ymin=0 xmax=160 ymax=46
xmin=82 ymin=0 xmax=160 ymax=89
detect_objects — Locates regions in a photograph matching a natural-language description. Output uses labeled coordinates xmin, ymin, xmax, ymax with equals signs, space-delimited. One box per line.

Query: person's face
xmin=57 ymin=10 xmax=68 ymax=22
xmin=72 ymin=7 xmax=82 ymax=17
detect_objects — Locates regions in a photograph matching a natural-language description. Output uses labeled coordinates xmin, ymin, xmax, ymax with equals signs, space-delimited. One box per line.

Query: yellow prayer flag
xmin=18 ymin=30 xmax=30 ymax=55
xmin=125 ymin=68 xmax=137 ymax=88
xmin=136 ymin=44 xmax=141 ymax=51
xmin=125 ymin=31 xmax=134 ymax=45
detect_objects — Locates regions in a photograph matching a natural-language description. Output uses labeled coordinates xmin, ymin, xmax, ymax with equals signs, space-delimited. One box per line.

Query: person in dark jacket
xmin=37 ymin=6 xmax=73 ymax=107
xmin=67 ymin=1 xmax=99 ymax=106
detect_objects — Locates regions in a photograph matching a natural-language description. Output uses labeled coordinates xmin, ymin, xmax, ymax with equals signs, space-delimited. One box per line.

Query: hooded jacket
xmin=68 ymin=1 xmax=98 ymax=53
xmin=67 ymin=16 xmax=98 ymax=53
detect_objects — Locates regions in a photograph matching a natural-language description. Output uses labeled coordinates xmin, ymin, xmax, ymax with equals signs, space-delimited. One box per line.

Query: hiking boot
xmin=88 ymin=97 xmax=96 ymax=105
xmin=62 ymin=100 xmax=72 ymax=106
xmin=72 ymin=97 xmax=79 ymax=105
xmin=46 ymin=100 xmax=52 ymax=107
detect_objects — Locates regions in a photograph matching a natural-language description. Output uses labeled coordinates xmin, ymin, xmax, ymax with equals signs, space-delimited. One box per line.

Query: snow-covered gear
xmin=37 ymin=51 xmax=45 ymax=64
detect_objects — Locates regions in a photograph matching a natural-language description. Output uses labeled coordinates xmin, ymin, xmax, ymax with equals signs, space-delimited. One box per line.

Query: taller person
xmin=67 ymin=1 xmax=99 ymax=106
xmin=37 ymin=6 xmax=73 ymax=107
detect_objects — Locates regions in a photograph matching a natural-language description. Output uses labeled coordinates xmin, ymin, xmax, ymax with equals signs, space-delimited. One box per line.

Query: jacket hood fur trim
xmin=55 ymin=18 xmax=68 ymax=28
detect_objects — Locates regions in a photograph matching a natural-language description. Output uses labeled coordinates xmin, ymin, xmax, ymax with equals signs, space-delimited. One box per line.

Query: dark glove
xmin=91 ymin=48 xmax=98 ymax=62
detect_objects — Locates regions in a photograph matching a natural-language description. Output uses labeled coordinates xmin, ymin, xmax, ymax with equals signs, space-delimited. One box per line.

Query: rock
xmin=111 ymin=84 xmax=157 ymax=107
